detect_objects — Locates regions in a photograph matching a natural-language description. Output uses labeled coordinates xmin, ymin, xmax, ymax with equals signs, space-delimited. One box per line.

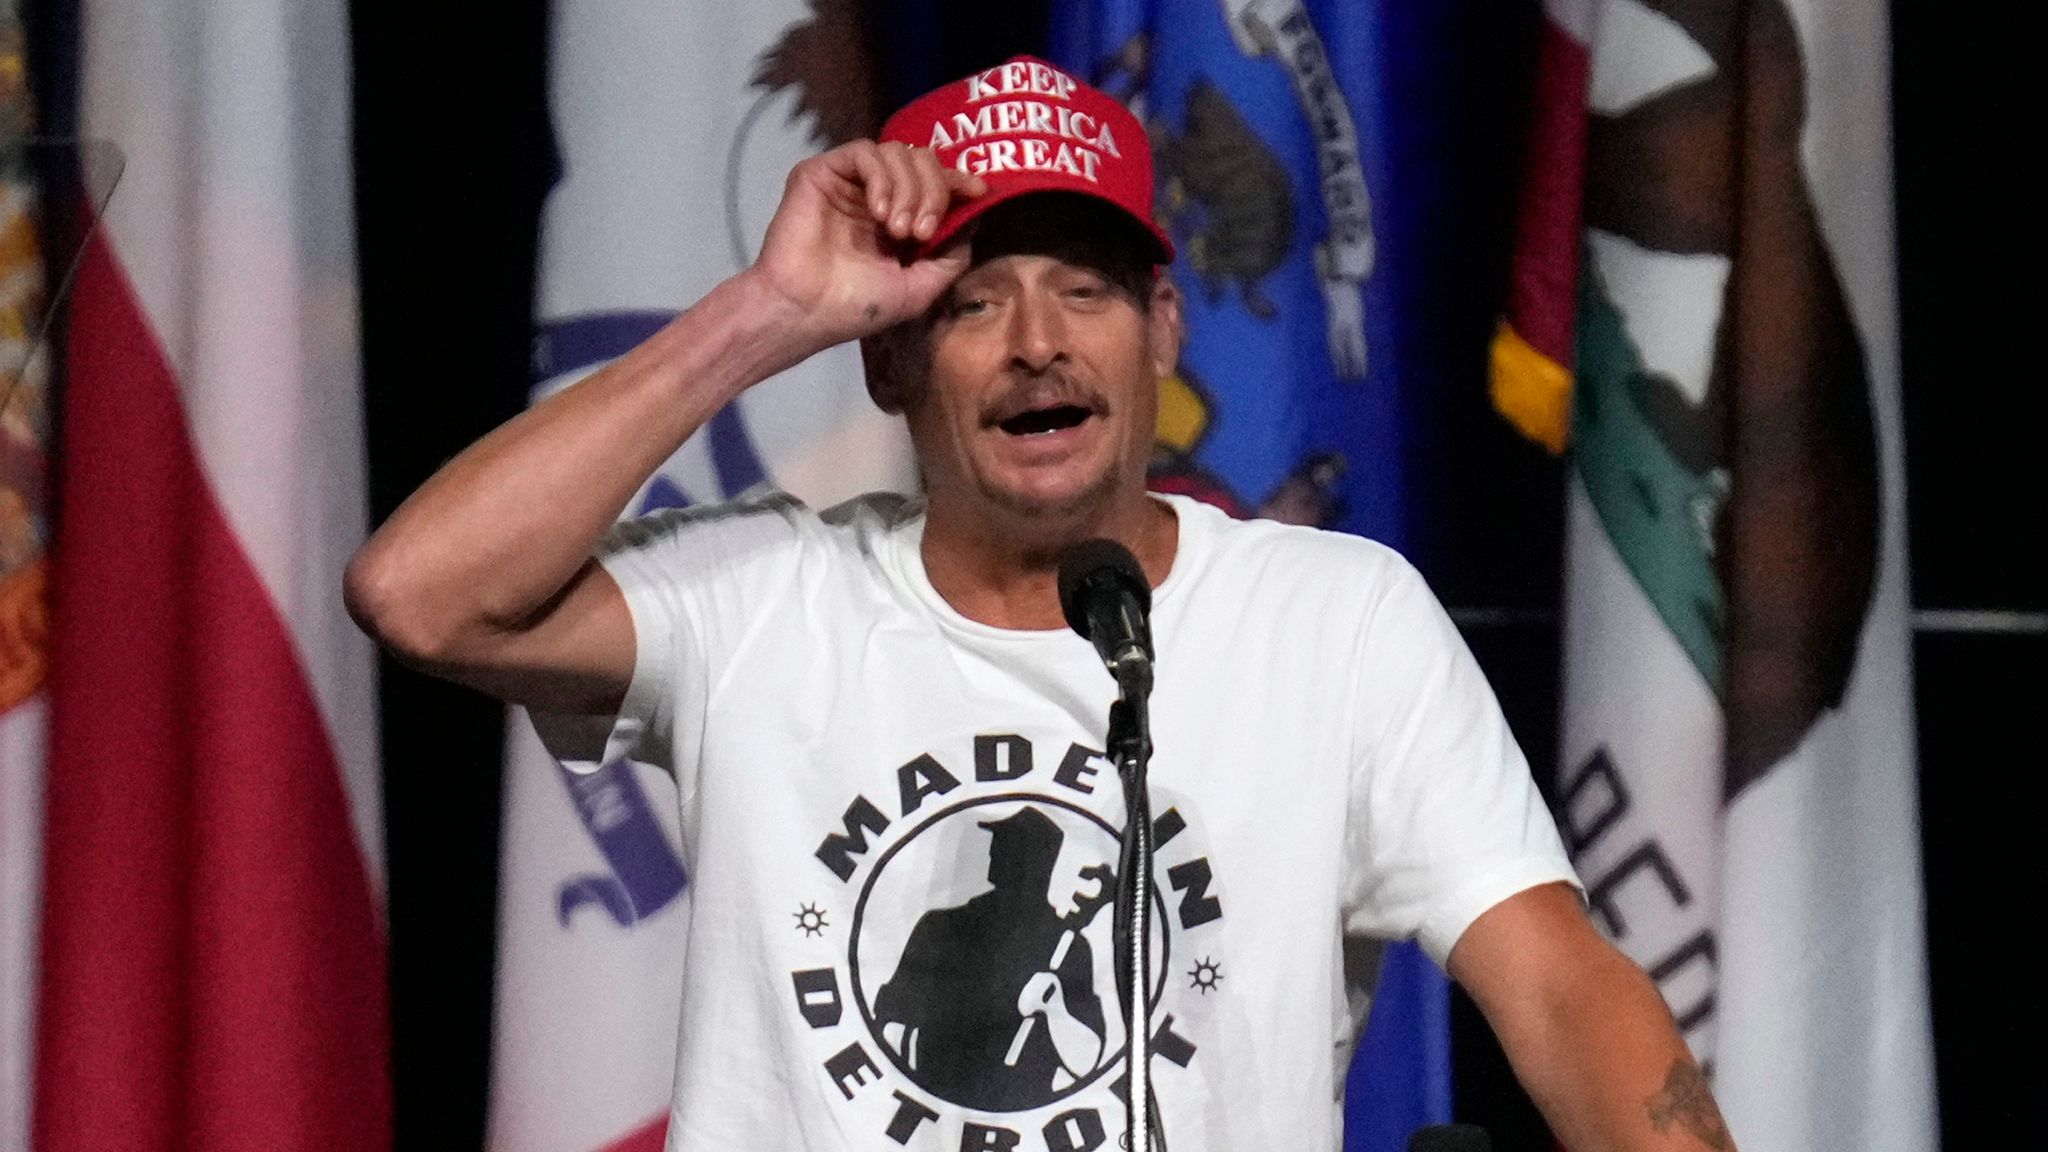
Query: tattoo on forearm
xmin=1645 ymin=1059 xmax=1733 ymax=1149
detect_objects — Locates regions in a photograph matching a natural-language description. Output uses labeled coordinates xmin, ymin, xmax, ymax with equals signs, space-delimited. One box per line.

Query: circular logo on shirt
xmin=785 ymin=732 xmax=1224 ymax=1145
xmin=850 ymin=795 xmax=1168 ymax=1112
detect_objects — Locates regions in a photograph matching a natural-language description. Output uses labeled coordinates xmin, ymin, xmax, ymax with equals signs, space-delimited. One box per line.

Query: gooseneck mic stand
xmin=1058 ymin=541 xmax=1165 ymax=1152
xmin=1107 ymin=691 xmax=1161 ymax=1152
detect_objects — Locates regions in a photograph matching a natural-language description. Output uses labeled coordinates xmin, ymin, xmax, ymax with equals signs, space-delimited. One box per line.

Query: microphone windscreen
xmin=1056 ymin=538 xmax=1150 ymax=639
xmin=1405 ymin=1125 xmax=1492 ymax=1152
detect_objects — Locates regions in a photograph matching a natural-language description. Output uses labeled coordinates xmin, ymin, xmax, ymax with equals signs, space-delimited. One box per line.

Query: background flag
xmin=1 ymin=1 xmax=50 ymax=1143
xmin=31 ymin=0 xmax=390 ymax=1148
xmin=1051 ymin=2 xmax=1466 ymax=1147
xmin=487 ymin=3 xmax=913 ymax=1150
xmin=1494 ymin=0 xmax=1937 ymax=1147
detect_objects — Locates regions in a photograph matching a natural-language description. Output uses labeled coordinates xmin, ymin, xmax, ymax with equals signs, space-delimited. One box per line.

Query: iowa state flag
xmin=1051 ymin=2 xmax=1483 ymax=1147
xmin=488 ymin=4 xmax=912 ymax=1151
xmin=31 ymin=0 xmax=390 ymax=1148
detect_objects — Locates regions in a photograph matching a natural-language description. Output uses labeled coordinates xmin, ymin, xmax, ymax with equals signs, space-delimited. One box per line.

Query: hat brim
xmin=920 ymin=176 xmax=1175 ymax=267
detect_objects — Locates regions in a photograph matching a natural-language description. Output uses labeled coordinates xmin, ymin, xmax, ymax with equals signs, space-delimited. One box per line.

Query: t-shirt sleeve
xmin=1341 ymin=556 xmax=1580 ymax=967
xmin=527 ymin=492 xmax=809 ymax=785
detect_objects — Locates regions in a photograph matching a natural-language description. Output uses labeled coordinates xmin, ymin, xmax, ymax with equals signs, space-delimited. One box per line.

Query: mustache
xmin=978 ymin=373 xmax=1109 ymax=428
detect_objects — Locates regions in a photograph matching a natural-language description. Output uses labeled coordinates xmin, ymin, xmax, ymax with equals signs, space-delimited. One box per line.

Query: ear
xmin=1146 ymin=273 xmax=1183 ymax=380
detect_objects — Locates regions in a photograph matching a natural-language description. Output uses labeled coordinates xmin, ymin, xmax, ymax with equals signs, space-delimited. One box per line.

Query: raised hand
xmin=747 ymin=140 xmax=987 ymax=358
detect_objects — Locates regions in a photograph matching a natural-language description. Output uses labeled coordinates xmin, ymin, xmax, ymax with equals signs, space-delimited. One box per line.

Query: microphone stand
xmin=1058 ymin=539 xmax=1165 ymax=1150
xmin=1107 ymin=662 xmax=1163 ymax=1152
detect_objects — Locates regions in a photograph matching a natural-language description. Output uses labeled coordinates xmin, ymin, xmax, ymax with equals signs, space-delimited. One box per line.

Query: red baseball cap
xmin=879 ymin=56 xmax=1174 ymax=265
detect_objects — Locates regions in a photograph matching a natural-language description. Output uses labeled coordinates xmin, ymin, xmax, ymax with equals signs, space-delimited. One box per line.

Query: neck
xmin=920 ymin=486 xmax=1178 ymax=631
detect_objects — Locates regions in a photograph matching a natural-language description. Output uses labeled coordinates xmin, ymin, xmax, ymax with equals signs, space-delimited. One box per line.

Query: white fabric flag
xmin=1554 ymin=1 xmax=1935 ymax=1149
xmin=487 ymin=4 xmax=912 ymax=1150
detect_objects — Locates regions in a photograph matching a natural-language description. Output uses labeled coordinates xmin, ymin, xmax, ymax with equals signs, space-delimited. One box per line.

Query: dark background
xmin=345 ymin=2 xmax=2037 ymax=1148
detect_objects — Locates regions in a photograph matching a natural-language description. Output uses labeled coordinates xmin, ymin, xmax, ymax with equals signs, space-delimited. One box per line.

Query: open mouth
xmin=996 ymin=404 xmax=1095 ymax=436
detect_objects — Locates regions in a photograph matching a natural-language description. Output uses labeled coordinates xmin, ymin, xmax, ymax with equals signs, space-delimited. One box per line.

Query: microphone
xmin=1059 ymin=537 xmax=1162 ymax=1152
xmin=1056 ymin=539 xmax=1154 ymax=697
xmin=1406 ymin=1125 xmax=1492 ymax=1152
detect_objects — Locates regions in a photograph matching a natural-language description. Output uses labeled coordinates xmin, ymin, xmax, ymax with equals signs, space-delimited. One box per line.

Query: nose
xmin=1006 ymin=289 xmax=1067 ymax=375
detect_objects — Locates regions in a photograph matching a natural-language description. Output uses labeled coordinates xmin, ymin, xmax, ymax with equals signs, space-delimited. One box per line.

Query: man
xmin=348 ymin=56 xmax=1737 ymax=1152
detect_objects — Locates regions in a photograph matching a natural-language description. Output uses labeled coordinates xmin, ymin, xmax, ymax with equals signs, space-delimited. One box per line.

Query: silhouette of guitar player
xmin=874 ymin=807 xmax=1116 ymax=1111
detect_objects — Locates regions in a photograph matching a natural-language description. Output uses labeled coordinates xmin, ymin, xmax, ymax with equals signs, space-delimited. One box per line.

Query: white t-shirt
xmin=540 ymin=491 xmax=1576 ymax=1152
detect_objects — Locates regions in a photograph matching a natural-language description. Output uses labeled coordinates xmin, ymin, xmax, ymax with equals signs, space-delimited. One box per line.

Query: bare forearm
xmin=345 ymin=270 xmax=812 ymax=657
xmin=345 ymin=139 xmax=977 ymax=700
xmin=1508 ymin=947 xmax=1734 ymax=1151
xmin=1450 ymin=885 xmax=1737 ymax=1152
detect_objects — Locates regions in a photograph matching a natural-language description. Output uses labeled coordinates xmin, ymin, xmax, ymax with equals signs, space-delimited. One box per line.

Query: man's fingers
xmin=901 ymin=145 xmax=945 ymax=238
xmin=876 ymin=142 xmax=922 ymax=239
xmin=820 ymin=142 xmax=984 ymax=243
xmin=835 ymin=142 xmax=892 ymax=221
xmin=906 ymin=149 xmax=952 ymax=240
xmin=937 ymin=169 xmax=989 ymax=238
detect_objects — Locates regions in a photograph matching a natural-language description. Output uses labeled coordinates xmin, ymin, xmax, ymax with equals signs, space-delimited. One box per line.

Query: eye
xmin=1062 ymin=275 xmax=1114 ymax=303
xmin=947 ymin=294 xmax=991 ymax=319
